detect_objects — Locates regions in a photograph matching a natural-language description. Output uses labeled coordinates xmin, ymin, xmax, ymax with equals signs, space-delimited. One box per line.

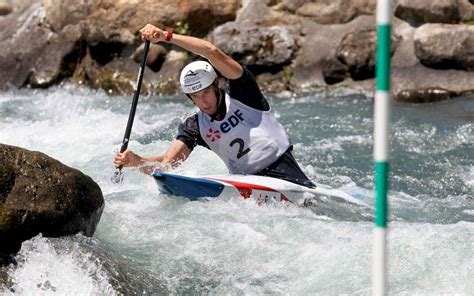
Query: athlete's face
xmin=189 ymin=84 xmax=218 ymax=115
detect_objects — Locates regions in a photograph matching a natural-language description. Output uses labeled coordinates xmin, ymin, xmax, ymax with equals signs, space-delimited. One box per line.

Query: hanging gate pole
xmin=373 ymin=0 xmax=392 ymax=295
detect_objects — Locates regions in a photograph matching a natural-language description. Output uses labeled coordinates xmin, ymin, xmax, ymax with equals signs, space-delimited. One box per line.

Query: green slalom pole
xmin=373 ymin=0 xmax=392 ymax=295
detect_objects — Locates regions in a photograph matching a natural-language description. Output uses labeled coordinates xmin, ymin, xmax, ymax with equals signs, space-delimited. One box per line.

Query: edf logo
xmin=220 ymin=109 xmax=244 ymax=133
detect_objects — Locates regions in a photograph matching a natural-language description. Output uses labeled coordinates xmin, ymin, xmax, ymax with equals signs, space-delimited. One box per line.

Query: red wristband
xmin=165 ymin=27 xmax=173 ymax=42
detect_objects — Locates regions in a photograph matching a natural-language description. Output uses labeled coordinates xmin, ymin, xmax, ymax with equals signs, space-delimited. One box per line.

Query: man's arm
xmin=139 ymin=24 xmax=243 ymax=80
xmin=114 ymin=140 xmax=191 ymax=173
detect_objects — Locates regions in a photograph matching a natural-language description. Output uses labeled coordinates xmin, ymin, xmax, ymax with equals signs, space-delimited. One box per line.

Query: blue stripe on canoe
xmin=152 ymin=172 xmax=225 ymax=200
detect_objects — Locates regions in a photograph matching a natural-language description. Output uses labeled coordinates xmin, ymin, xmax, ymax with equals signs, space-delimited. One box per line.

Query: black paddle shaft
xmin=119 ymin=40 xmax=150 ymax=156
xmin=111 ymin=41 xmax=150 ymax=183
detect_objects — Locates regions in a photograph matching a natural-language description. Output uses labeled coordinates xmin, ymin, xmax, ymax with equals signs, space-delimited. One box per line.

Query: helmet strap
xmin=214 ymin=80 xmax=222 ymax=107
xmin=185 ymin=93 xmax=194 ymax=102
xmin=210 ymin=80 xmax=226 ymax=120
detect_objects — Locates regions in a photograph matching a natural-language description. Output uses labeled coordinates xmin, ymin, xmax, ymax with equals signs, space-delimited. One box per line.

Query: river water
xmin=0 ymin=86 xmax=472 ymax=294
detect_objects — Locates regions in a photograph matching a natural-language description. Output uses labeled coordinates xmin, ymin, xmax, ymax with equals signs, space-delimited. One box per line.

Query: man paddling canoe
xmin=114 ymin=24 xmax=315 ymax=188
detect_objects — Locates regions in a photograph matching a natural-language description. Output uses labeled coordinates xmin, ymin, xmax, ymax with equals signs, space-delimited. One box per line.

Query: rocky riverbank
xmin=1 ymin=0 xmax=474 ymax=102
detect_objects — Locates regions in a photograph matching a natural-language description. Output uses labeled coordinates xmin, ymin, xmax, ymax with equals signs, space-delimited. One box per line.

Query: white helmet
xmin=180 ymin=61 xmax=217 ymax=94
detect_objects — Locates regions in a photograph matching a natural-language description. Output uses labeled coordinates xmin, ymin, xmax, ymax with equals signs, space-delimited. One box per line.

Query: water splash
xmin=1 ymin=86 xmax=472 ymax=294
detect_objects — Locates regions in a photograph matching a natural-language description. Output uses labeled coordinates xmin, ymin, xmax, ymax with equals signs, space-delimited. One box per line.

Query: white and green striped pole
xmin=373 ymin=0 xmax=392 ymax=295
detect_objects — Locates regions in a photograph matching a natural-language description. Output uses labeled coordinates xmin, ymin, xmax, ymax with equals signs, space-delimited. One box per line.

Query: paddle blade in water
xmin=111 ymin=169 xmax=124 ymax=183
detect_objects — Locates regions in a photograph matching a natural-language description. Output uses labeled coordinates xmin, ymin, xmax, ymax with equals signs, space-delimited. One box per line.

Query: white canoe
xmin=153 ymin=172 xmax=366 ymax=207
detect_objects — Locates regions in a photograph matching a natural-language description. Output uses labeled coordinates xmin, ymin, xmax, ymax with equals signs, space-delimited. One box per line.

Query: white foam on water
xmin=388 ymin=221 xmax=474 ymax=294
xmin=295 ymin=134 xmax=373 ymax=153
xmin=393 ymin=121 xmax=473 ymax=155
xmin=1 ymin=87 xmax=473 ymax=294
xmin=463 ymin=166 xmax=474 ymax=189
xmin=6 ymin=235 xmax=116 ymax=295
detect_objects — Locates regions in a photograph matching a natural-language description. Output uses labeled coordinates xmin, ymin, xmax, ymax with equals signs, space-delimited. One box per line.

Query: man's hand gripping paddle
xmin=111 ymin=41 xmax=150 ymax=183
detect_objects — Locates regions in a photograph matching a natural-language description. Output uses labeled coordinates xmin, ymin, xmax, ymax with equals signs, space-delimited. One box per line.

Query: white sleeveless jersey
xmin=198 ymin=94 xmax=291 ymax=174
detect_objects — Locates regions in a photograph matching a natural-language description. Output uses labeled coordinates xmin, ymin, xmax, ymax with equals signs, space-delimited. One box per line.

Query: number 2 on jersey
xmin=229 ymin=138 xmax=250 ymax=159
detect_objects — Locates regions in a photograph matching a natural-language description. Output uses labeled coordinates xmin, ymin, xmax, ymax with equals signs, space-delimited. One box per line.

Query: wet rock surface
xmin=1 ymin=0 xmax=474 ymax=102
xmin=394 ymin=0 xmax=474 ymax=26
xmin=414 ymin=24 xmax=474 ymax=71
xmin=0 ymin=144 xmax=104 ymax=264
